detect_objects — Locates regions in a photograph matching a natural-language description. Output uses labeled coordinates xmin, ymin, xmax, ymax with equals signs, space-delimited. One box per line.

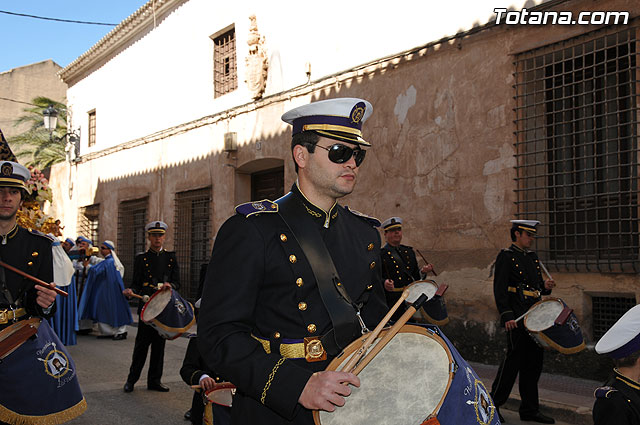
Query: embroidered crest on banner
xmin=473 ymin=378 xmax=494 ymax=425
xmin=37 ymin=340 xmax=75 ymax=387
xmin=175 ymin=299 xmax=187 ymax=315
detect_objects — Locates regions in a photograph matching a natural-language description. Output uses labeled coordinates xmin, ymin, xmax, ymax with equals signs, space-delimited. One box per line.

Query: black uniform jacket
xmin=593 ymin=369 xmax=640 ymax=425
xmin=198 ymin=184 xmax=388 ymax=424
xmin=0 ymin=225 xmax=54 ymax=321
xmin=380 ymin=243 xmax=421 ymax=287
xmin=493 ymin=244 xmax=551 ymax=326
xmin=130 ymin=248 xmax=180 ymax=314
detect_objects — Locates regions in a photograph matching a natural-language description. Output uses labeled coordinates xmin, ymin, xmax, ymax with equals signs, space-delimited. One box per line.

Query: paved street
xmin=66 ymin=323 xmax=193 ymax=425
xmin=63 ymin=320 xmax=577 ymax=425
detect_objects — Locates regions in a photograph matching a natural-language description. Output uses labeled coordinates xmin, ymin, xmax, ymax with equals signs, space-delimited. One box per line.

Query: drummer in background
xmin=198 ymin=98 xmax=388 ymax=424
xmin=593 ymin=304 xmax=640 ymax=425
xmin=490 ymin=220 xmax=556 ymax=424
xmin=123 ymin=220 xmax=180 ymax=393
xmin=380 ymin=217 xmax=434 ymax=320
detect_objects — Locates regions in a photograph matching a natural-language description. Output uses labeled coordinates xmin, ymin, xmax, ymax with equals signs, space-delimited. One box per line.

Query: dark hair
xmin=510 ymin=227 xmax=520 ymax=242
xmin=291 ymin=131 xmax=320 ymax=173
xmin=614 ymin=350 xmax=640 ymax=368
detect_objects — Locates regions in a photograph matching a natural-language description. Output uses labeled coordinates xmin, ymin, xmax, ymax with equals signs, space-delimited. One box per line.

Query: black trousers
xmin=126 ymin=320 xmax=166 ymax=384
xmin=490 ymin=326 xmax=543 ymax=416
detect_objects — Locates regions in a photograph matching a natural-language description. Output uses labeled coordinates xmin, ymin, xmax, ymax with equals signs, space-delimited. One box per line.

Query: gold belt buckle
xmin=0 ymin=309 xmax=7 ymax=324
xmin=303 ymin=337 xmax=326 ymax=362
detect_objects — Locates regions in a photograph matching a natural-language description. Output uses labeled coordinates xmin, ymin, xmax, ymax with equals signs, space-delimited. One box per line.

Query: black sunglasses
xmin=314 ymin=143 xmax=366 ymax=167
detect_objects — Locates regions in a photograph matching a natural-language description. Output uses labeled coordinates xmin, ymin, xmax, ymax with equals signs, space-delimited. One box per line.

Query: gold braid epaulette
xmin=261 ymin=357 xmax=286 ymax=404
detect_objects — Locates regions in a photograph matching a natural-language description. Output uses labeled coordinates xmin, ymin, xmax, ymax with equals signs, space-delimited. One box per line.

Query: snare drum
xmin=140 ymin=288 xmax=195 ymax=340
xmin=205 ymin=382 xmax=236 ymax=407
xmin=406 ymin=280 xmax=449 ymax=325
xmin=203 ymin=384 xmax=234 ymax=425
xmin=523 ymin=297 xmax=586 ymax=354
xmin=314 ymin=324 xmax=499 ymax=425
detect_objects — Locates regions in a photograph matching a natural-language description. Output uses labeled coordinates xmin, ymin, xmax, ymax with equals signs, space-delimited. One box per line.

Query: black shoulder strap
xmin=276 ymin=192 xmax=360 ymax=355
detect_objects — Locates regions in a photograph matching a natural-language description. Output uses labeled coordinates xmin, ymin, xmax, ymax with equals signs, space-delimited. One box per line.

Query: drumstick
xmin=514 ymin=302 xmax=543 ymax=323
xmin=123 ymin=291 xmax=150 ymax=303
xmin=351 ymin=293 xmax=428 ymax=376
xmin=539 ymin=260 xmax=553 ymax=281
xmin=341 ymin=288 xmax=410 ymax=373
xmin=0 ymin=260 xmax=68 ymax=297
xmin=416 ymin=249 xmax=437 ymax=276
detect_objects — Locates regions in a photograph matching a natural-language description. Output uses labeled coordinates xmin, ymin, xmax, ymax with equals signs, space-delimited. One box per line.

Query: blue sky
xmin=1 ymin=1 xmax=148 ymax=72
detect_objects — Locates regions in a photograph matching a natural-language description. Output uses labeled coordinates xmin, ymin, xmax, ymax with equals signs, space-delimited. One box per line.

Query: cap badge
xmin=350 ymin=102 xmax=366 ymax=124
xmin=1 ymin=162 xmax=13 ymax=177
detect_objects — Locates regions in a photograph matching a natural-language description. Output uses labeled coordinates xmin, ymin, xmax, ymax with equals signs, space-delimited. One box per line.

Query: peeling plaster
xmin=394 ymin=85 xmax=417 ymax=125
xmin=483 ymin=143 xmax=515 ymax=176
xmin=483 ymin=143 xmax=515 ymax=221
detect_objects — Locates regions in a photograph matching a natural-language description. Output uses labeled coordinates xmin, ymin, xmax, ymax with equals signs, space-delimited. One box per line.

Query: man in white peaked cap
xmin=198 ymin=98 xmax=387 ymax=424
xmin=593 ymin=304 xmax=640 ymax=425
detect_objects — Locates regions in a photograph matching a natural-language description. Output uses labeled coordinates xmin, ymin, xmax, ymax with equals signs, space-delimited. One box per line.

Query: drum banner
xmin=0 ymin=319 xmax=87 ymax=424
xmin=431 ymin=326 xmax=500 ymax=425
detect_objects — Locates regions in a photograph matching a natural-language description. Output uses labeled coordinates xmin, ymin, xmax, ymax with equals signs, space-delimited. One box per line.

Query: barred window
xmin=514 ymin=22 xmax=639 ymax=273
xmin=77 ymin=204 xmax=99 ymax=244
xmin=592 ymin=295 xmax=636 ymax=339
xmin=117 ymin=198 xmax=148 ymax=287
xmin=174 ymin=187 xmax=211 ymax=301
xmin=212 ymin=27 xmax=237 ymax=98
xmin=88 ymin=110 xmax=96 ymax=147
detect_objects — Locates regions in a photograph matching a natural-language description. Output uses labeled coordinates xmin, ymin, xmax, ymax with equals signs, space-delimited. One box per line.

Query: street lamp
xmin=42 ymin=105 xmax=59 ymax=133
xmin=42 ymin=105 xmax=80 ymax=163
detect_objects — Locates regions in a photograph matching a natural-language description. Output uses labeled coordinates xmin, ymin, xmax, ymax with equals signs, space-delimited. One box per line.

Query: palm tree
xmin=8 ymin=96 xmax=68 ymax=169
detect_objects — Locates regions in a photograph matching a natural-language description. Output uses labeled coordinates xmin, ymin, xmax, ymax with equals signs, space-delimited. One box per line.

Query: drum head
xmin=524 ymin=299 xmax=564 ymax=332
xmin=141 ymin=289 xmax=172 ymax=322
xmin=317 ymin=325 xmax=453 ymax=425
xmin=405 ymin=280 xmax=438 ymax=304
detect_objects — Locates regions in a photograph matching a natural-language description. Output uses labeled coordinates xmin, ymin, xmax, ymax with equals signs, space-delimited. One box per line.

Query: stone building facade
xmin=0 ymin=59 xmax=66 ymax=138
xmin=49 ymin=0 xmax=639 ymax=376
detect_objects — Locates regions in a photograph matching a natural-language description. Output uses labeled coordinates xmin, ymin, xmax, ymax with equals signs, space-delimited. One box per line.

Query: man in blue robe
xmin=78 ymin=240 xmax=132 ymax=340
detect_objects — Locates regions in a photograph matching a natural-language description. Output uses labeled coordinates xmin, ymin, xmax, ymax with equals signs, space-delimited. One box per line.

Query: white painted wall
xmin=66 ymin=0 xmax=542 ymax=155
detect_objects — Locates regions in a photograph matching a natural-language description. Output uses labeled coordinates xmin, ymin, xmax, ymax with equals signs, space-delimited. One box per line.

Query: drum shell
xmin=140 ymin=288 xmax=196 ymax=340
xmin=524 ymin=297 xmax=586 ymax=355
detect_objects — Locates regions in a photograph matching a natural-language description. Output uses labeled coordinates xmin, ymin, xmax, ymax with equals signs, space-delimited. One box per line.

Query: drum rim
xmin=523 ymin=296 xmax=565 ymax=333
xmin=313 ymin=324 xmax=454 ymax=425
xmin=140 ymin=288 xmax=174 ymax=322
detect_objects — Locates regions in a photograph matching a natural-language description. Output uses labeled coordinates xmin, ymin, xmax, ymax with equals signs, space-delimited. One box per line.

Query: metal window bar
xmin=77 ymin=204 xmax=99 ymax=245
xmin=592 ymin=296 xmax=636 ymax=340
xmin=174 ymin=187 xmax=212 ymax=301
xmin=88 ymin=110 xmax=96 ymax=147
xmin=213 ymin=29 xmax=237 ymax=98
xmin=117 ymin=198 xmax=148 ymax=287
xmin=514 ymin=21 xmax=640 ymax=273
